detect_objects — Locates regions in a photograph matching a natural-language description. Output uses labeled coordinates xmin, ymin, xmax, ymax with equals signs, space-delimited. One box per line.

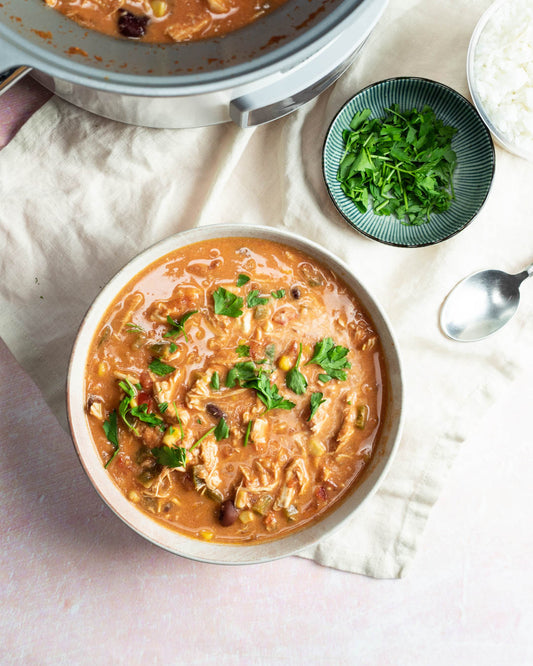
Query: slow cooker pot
xmin=0 ymin=0 xmax=387 ymax=128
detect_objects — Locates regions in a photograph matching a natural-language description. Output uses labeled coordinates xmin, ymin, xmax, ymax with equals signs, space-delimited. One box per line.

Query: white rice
xmin=473 ymin=0 xmax=533 ymax=157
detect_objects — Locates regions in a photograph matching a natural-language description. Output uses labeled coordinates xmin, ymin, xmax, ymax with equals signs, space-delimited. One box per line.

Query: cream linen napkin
xmin=1 ymin=0 xmax=532 ymax=577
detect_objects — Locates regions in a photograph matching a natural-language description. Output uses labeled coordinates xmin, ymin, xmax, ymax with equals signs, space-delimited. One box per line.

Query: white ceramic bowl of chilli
xmin=67 ymin=224 xmax=404 ymax=564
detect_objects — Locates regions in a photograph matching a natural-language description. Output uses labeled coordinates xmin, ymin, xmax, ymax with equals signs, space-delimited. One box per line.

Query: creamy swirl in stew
xmin=45 ymin=0 xmax=287 ymax=42
xmin=85 ymin=237 xmax=386 ymax=543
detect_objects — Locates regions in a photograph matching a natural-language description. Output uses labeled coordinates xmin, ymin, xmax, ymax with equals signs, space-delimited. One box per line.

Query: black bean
xmin=118 ymin=10 xmax=149 ymax=38
xmin=206 ymin=403 xmax=226 ymax=420
xmin=219 ymin=500 xmax=239 ymax=527
xmin=290 ymin=286 xmax=301 ymax=300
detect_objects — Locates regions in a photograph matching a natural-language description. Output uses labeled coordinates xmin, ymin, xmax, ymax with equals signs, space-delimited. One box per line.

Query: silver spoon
xmin=440 ymin=262 xmax=533 ymax=342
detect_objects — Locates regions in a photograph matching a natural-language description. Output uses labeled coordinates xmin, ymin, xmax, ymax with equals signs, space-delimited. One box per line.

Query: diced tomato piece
xmin=137 ymin=392 xmax=155 ymax=412
xmin=139 ymin=370 xmax=153 ymax=391
xmin=315 ymin=486 xmax=328 ymax=502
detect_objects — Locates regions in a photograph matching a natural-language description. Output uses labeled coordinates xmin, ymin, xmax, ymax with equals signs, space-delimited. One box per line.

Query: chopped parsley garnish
xmin=337 ymin=105 xmax=457 ymax=226
xmin=151 ymin=445 xmax=187 ymax=468
xmin=103 ymin=410 xmax=119 ymax=468
xmin=307 ymin=337 xmax=351 ymax=381
xmin=164 ymin=310 xmax=198 ymax=342
xmin=214 ymin=417 xmax=230 ymax=440
xmin=271 ymin=289 xmax=285 ymax=299
xmin=118 ymin=378 xmax=136 ymax=398
xmin=308 ymin=392 xmax=326 ymax=421
xmin=213 ymin=286 xmax=244 ymax=317
xmin=119 ymin=391 xmax=138 ymax=434
xmin=243 ymin=370 xmax=295 ymax=412
xmin=247 ymin=290 xmax=269 ymax=308
xmin=236 ymin=344 xmax=250 ymax=357
xmin=225 ymin=360 xmax=294 ymax=412
xmin=158 ymin=402 xmax=168 ymax=413
xmin=168 ymin=343 xmax=178 ymax=354
xmin=117 ymin=379 xmax=165 ymax=432
xmin=190 ymin=426 xmax=215 ymax=451
xmin=125 ymin=323 xmax=144 ymax=334
xmin=243 ymin=420 xmax=253 ymax=447
xmin=285 ymin=343 xmax=308 ymax=395
xmin=130 ymin=403 xmax=165 ymax=429
xmin=265 ymin=344 xmax=276 ymax=362
xmin=148 ymin=358 xmax=176 ymax=376
xmin=236 ymin=274 xmax=250 ymax=287
xmin=226 ymin=361 xmax=257 ymax=388
xmin=210 ymin=371 xmax=220 ymax=390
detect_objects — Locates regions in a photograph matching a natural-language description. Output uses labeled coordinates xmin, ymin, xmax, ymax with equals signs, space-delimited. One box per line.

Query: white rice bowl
xmin=468 ymin=0 xmax=533 ymax=161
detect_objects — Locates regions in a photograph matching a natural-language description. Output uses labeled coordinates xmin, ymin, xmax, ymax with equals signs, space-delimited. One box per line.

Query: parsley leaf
xmin=163 ymin=310 xmax=198 ymax=342
xmin=285 ymin=343 xmax=308 ymax=395
xmin=130 ymin=403 xmax=165 ymax=429
xmin=151 ymin=445 xmax=187 ymax=468
xmin=149 ymin=358 xmax=176 ymax=377
xmin=103 ymin=410 xmax=119 ymax=468
xmin=236 ymin=344 xmax=250 ymax=357
xmin=213 ymin=286 xmax=244 ymax=317
xmin=271 ymin=289 xmax=285 ymax=299
xmin=243 ymin=370 xmax=295 ymax=412
xmin=247 ymin=290 xmax=269 ymax=308
xmin=308 ymin=392 xmax=326 ymax=421
xmin=226 ymin=361 xmax=257 ymax=388
xmin=236 ymin=274 xmax=250 ymax=287
xmin=307 ymin=337 xmax=351 ymax=381
xmin=159 ymin=402 xmax=168 ymax=413
xmin=210 ymin=371 xmax=220 ymax=390
xmin=214 ymin=417 xmax=230 ymax=440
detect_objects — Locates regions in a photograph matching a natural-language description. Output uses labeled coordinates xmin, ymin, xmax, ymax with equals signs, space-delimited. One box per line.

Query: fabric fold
xmin=1 ymin=0 xmax=531 ymax=577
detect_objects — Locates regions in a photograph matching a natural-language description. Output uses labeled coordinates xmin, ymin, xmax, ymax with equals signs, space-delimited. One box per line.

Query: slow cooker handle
xmin=229 ymin=0 xmax=382 ymax=129
xmin=0 ymin=65 xmax=32 ymax=94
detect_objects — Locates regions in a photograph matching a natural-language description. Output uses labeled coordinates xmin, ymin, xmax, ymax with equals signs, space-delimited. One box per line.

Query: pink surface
xmin=1 ymin=82 xmax=532 ymax=664
xmin=0 ymin=77 xmax=51 ymax=149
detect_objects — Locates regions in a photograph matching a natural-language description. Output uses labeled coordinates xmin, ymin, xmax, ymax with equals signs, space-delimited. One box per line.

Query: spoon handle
xmin=515 ymin=262 xmax=533 ymax=284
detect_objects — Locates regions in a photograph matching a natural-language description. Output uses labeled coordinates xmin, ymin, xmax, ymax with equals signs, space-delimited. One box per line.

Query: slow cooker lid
xmin=0 ymin=0 xmax=372 ymax=89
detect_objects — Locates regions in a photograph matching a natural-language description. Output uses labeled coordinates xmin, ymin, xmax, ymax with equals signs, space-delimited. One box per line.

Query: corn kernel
xmin=239 ymin=510 xmax=255 ymax=524
xmin=151 ymin=0 xmax=168 ymax=16
xmin=278 ymin=355 xmax=292 ymax=371
xmin=97 ymin=361 xmax=107 ymax=376
xmin=308 ymin=436 xmax=326 ymax=457
xmin=128 ymin=490 xmax=141 ymax=503
xmin=234 ymin=487 xmax=248 ymax=509
xmin=199 ymin=529 xmax=214 ymax=541
xmin=162 ymin=426 xmax=180 ymax=447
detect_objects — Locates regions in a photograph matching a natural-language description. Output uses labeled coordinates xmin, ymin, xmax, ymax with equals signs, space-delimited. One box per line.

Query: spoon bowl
xmin=441 ymin=263 xmax=533 ymax=342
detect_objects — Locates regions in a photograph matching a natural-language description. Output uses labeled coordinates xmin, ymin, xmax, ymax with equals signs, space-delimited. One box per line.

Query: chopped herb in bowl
xmin=323 ymin=77 xmax=495 ymax=247
xmin=337 ymin=105 xmax=457 ymax=226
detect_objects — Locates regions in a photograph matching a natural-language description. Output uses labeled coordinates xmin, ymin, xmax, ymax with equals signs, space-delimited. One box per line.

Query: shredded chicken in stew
xmin=85 ymin=238 xmax=386 ymax=543
xmin=46 ymin=0 xmax=287 ymax=43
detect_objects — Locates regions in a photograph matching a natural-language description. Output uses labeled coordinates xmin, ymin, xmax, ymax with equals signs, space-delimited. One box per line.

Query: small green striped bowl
xmin=323 ymin=77 xmax=495 ymax=247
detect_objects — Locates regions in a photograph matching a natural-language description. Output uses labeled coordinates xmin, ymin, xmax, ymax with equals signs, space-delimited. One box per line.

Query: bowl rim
xmin=466 ymin=0 xmax=533 ymax=162
xmin=67 ymin=223 xmax=404 ymax=565
xmin=322 ymin=76 xmax=496 ymax=248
